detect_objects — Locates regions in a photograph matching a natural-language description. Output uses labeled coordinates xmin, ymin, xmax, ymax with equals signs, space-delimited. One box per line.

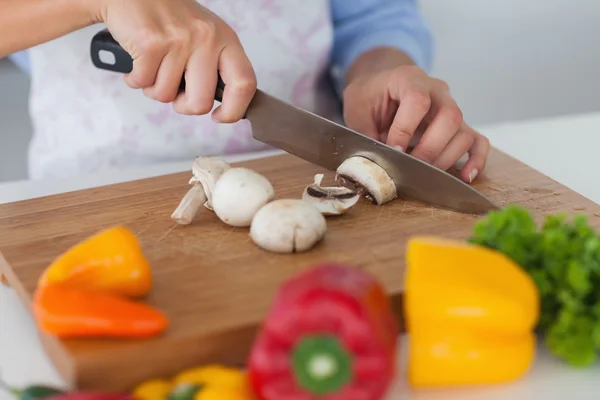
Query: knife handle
xmin=90 ymin=29 xmax=225 ymax=103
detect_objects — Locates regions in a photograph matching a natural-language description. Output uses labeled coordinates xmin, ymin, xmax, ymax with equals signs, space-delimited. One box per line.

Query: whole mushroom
xmin=335 ymin=156 xmax=397 ymax=205
xmin=171 ymin=157 xmax=232 ymax=225
xmin=250 ymin=199 xmax=327 ymax=253
xmin=211 ymin=167 xmax=276 ymax=227
xmin=302 ymin=173 xmax=360 ymax=215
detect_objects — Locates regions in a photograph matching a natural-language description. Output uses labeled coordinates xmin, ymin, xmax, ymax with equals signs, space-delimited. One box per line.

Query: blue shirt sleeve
xmin=329 ymin=0 xmax=434 ymax=96
xmin=7 ymin=51 xmax=31 ymax=74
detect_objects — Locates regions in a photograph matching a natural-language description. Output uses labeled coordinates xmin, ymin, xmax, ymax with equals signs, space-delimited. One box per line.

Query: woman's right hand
xmin=98 ymin=0 xmax=256 ymax=123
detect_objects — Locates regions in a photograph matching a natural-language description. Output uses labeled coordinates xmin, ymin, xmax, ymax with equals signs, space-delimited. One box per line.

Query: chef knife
xmin=90 ymin=29 xmax=498 ymax=215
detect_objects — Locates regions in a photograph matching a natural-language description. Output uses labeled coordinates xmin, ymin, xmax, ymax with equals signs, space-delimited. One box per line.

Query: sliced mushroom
xmin=211 ymin=167 xmax=276 ymax=227
xmin=335 ymin=156 xmax=397 ymax=205
xmin=171 ymin=156 xmax=231 ymax=225
xmin=302 ymin=173 xmax=360 ymax=215
xmin=250 ymin=199 xmax=326 ymax=253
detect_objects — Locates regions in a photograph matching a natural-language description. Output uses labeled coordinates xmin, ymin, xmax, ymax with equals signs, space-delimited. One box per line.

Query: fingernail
xmin=469 ymin=169 xmax=479 ymax=183
xmin=394 ymin=146 xmax=405 ymax=153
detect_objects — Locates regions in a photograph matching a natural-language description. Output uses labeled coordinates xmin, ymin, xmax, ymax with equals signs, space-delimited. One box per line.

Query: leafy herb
xmin=469 ymin=204 xmax=600 ymax=367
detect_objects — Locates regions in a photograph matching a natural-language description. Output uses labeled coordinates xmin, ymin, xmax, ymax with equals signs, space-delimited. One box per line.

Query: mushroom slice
xmin=171 ymin=156 xmax=231 ymax=225
xmin=302 ymin=173 xmax=360 ymax=215
xmin=250 ymin=199 xmax=326 ymax=253
xmin=211 ymin=167 xmax=276 ymax=227
xmin=335 ymin=156 xmax=397 ymax=205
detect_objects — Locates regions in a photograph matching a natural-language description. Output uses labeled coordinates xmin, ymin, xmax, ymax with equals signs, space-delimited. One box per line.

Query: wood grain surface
xmin=1 ymin=148 xmax=600 ymax=392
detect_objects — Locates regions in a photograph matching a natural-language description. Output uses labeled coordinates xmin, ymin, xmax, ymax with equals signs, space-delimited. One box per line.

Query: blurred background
xmin=1 ymin=0 xmax=600 ymax=182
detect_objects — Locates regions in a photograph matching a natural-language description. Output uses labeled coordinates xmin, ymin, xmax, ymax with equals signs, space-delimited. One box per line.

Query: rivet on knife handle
xmin=90 ymin=29 xmax=226 ymax=104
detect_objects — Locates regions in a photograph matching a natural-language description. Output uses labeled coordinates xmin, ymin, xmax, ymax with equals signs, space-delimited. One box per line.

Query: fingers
xmin=123 ymin=41 xmax=167 ymax=89
xmin=461 ymin=130 xmax=490 ymax=183
xmin=143 ymin=48 xmax=190 ymax=103
xmin=409 ymin=90 xmax=463 ymax=164
xmin=386 ymin=82 xmax=432 ymax=151
xmin=115 ymin=10 xmax=254 ymax=123
xmin=345 ymin=64 xmax=490 ymax=181
xmin=432 ymin=124 xmax=474 ymax=171
xmin=172 ymin=47 xmax=219 ymax=115
xmin=211 ymin=40 xmax=257 ymax=123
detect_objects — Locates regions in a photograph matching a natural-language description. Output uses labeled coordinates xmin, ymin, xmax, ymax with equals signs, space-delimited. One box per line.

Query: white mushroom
xmin=335 ymin=156 xmax=397 ymax=205
xmin=250 ymin=199 xmax=326 ymax=253
xmin=302 ymin=173 xmax=360 ymax=216
xmin=211 ymin=167 xmax=276 ymax=227
xmin=171 ymin=157 xmax=232 ymax=225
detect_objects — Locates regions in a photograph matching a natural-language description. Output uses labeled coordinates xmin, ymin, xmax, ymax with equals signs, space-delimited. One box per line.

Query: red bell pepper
xmin=248 ymin=263 xmax=399 ymax=400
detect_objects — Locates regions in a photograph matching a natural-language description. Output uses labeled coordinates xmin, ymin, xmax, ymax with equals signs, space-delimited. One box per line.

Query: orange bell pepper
xmin=38 ymin=226 xmax=152 ymax=298
xmin=404 ymin=236 xmax=540 ymax=387
xmin=33 ymin=284 xmax=168 ymax=338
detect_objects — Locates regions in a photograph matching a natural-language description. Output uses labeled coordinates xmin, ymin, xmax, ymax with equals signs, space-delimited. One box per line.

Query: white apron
xmin=26 ymin=0 xmax=339 ymax=180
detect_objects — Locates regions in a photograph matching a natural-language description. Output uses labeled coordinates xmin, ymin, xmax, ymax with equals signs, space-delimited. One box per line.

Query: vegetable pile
xmin=33 ymin=226 xmax=168 ymax=339
xmin=22 ymin=151 xmax=600 ymax=396
xmin=469 ymin=204 xmax=600 ymax=367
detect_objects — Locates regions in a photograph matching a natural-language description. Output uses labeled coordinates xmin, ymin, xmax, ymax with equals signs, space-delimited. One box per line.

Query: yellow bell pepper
xmin=131 ymin=379 xmax=173 ymax=400
xmin=38 ymin=226 xmax=152 ymax=298
xmin=173 ymin=365 xmax=254 ymax=400
xmin=173 ymin=365 xmax=249 ymax=389
xmin=404 ymin=236 xmax=540 ymax=387
xmin=131 ymin=365 xmax=254 ymax=400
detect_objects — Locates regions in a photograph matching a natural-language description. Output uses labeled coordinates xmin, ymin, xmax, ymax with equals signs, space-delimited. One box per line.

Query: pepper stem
xmin=0 ymin=374 xmax=22 ymax=397
xmin=292 ymin=335 xmax=353 ymax=395
xmin=167 ymin=383 xmax=205 ymax=400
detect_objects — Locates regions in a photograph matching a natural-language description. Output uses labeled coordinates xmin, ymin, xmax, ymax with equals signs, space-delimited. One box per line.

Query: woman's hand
xmin=100 ymin=0 xmax=256 ymax=122
xmin=343 ymin=61 xmax=489 ymax=184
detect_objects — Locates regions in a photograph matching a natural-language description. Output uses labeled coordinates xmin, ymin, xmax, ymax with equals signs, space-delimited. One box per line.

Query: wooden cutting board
xmin=2 ymin=148 xmax=600 ymax=392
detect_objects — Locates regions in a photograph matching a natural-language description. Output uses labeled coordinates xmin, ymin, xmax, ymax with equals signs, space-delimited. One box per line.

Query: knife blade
xmin=90 ymin=29 xmax=499 ymax=215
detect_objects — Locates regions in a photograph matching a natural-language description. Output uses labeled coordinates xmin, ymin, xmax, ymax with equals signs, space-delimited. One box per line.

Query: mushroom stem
xmin=171 ymin=184 xmax=208 ymax=225
xmin=170 ymin=156 xmax=232 ymax=225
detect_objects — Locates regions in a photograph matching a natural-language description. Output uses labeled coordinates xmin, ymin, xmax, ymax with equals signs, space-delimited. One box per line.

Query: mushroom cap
xmin=189 ymin=156 xmax=232 ymax=210
xmin=302 ymin=174 xmax=360 ymax=216
xmin=250 ymin=199 xmax=327 ymax=253
xmin=335 ymin=156 xmax=397 ymax=205
xmin=211 ymin=167 xmax=276 ymax=227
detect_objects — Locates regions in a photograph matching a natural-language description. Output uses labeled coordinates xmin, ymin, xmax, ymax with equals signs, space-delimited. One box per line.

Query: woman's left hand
xmin=342 ymin=65 xmax=489 ymax=184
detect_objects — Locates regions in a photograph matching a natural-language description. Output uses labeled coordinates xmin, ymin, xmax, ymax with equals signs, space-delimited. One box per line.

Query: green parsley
xmin=469 ymin=204 xmax=600 ymax=367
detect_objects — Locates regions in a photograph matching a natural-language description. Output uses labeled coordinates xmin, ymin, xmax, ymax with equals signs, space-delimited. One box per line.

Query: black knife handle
xmin=90 ymin=29 xmax=225 ymax=103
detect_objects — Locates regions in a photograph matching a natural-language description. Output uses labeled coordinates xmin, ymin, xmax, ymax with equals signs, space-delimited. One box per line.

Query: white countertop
xmin=2 ymin=112 xmax=600 ymax=399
